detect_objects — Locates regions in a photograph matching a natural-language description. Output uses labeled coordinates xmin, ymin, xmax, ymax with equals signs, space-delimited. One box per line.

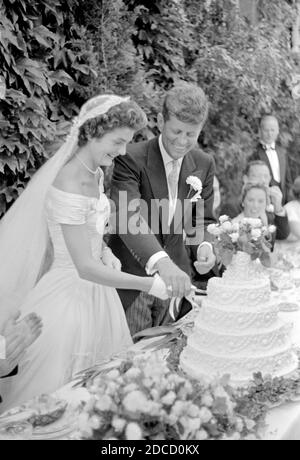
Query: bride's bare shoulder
xmin=52 ymin=160 xmax=81 ymax=194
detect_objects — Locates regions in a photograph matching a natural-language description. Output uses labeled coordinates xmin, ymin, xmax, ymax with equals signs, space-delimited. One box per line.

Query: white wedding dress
xmin=0 ymin=183 xmax=132 ymax=412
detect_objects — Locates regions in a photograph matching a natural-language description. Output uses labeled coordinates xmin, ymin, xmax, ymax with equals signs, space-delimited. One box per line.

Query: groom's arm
xmin=110 ymin=152 xmax=166 ymax=269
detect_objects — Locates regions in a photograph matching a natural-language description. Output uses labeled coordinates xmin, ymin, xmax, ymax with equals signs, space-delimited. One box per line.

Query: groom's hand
xmin=194 ymin=244 xmax=216 ymax=275
xmin=156 ymin=258 xmax=192 ymax=298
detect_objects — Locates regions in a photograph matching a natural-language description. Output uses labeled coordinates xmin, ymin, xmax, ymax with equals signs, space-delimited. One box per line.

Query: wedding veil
xmin=0 ymin=94 xmax=129 ymax=316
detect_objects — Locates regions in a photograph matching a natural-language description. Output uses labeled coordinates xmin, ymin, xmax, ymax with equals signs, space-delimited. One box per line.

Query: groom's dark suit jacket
xmin=108 ymin=137 xmax=216 ymax=310
xmin=248 ymin=144 xmax=292 ymax=204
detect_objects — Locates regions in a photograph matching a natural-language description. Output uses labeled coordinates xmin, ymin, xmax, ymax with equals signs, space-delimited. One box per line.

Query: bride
xmin=0 ymin=94 xmax=169 ymax=412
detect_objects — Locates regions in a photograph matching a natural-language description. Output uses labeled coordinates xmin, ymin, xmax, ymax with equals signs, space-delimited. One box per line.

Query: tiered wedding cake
xmin=180 ymin=252 xmax=298 ymax=385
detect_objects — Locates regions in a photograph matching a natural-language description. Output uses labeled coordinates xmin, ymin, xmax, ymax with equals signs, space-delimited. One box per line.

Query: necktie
xmin=168 ymin=160 xmax=178 ymax=200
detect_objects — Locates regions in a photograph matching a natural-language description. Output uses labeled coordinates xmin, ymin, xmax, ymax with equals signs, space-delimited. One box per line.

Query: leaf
xmin=50 ymin=70 xmax=74 ymax=86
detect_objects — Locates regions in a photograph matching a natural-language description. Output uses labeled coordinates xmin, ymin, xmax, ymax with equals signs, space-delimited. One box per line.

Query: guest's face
xmin=259 ymin=117 xmax=279 ymax=145
xmin=247 ymin=165 xmax=271 ymax=187
xmin=88 ymin=127 xmax=135 ymax=166
xmin=243 ymin=188 xmax=267 ymax=218
xmin=157 ymin=114 xmax=203 ymax=160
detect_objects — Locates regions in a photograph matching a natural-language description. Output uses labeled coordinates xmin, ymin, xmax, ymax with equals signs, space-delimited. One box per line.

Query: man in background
xmin=248 ymin=114 xmax=292 ymax=203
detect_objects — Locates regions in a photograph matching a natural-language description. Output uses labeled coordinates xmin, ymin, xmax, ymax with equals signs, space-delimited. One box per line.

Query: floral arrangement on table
xmin=77 ymin=352 xmax=259 ymax=441
xmin=207 ymin=215 xmax=276 ymax=267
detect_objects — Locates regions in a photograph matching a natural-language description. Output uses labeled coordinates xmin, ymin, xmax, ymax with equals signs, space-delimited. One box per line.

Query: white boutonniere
xmin=186 ymin=176 xmax=203 ymax=202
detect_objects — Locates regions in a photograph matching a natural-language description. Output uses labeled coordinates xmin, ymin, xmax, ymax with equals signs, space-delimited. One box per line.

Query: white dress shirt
xmin=263 ymin=142 xmax=281 ymax=183
xmin=145 ymin=136 xmax=212 ymax=275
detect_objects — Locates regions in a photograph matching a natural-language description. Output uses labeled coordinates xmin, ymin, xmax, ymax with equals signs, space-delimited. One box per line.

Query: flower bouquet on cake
xmin=180 ymin=215 xmax=299 ymax=387
xmin=207 ymin=215 xmax=275 ymax=268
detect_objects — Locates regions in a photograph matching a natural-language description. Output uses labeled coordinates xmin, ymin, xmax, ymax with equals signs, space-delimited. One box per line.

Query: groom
xmin=109 ymin=84 xmax=217 ymax=335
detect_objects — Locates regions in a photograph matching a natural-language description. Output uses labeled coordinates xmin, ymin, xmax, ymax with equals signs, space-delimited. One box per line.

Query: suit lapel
xmin=145 ymin=138 xmax=169 ymax=202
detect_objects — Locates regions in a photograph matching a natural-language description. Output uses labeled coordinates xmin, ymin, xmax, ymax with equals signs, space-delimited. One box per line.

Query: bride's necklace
xmin=75 ymin=154 xmax=100 ymax=175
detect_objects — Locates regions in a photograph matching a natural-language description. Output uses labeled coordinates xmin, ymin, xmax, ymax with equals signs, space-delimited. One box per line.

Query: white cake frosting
xmin=181 ymin=252 xmax=298 ymax=385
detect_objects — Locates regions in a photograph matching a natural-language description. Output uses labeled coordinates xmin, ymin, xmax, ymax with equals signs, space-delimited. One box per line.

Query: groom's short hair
xmin=162 ymin=83 xmax=209 ymax=125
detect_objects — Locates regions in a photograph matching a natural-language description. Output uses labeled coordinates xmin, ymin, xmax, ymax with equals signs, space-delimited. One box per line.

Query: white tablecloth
xmin=264 ymin=310 xmax=300 ymax=440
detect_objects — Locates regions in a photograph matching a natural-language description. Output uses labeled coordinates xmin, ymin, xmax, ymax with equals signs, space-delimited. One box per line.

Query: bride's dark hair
xmin=77 ymin=100 xmax=147 ymax=147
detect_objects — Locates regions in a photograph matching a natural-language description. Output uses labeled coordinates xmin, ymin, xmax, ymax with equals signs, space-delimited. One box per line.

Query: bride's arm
xmin=61 ymin=223 xmax=153 ymax=292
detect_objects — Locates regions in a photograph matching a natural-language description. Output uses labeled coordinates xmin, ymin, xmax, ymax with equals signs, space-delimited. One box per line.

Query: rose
xmin=123 ymin=390 xmax=149 ymax=413
xmin=207 ymin=224 xmax=222 ymax=236
xmin=112 ymin=417 xmax=126 ymax=432
xmin=251 ymin=228 xmax=262 ymax=240
xmin=95 ymin=394 xmax=113 ymax=411
xmin=125 ymin=422 xmax=143 ymax=440
xmin=199 ymin=407 xmax=213 ymax=423
xmin=229 ymin=232 xmax=239 ymax=243
xmin=221 ymin=221 xmax=233 ymax=232
xmin=161 ymin=391 xmax=176 ymax=406
xmin=219 ymin=215 xmax=229 ymax=224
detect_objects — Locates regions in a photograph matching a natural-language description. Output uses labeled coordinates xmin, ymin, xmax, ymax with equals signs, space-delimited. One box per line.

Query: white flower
xmin=251 ymin=228 xmax=262 ymax=240
xmin=188 ymin=404 xmax=200 ymax=417
xmin=221 ymin=221 xmax=232 ymax=232
xmin=219 ymin=215 xmax=229 ymax=224
xmin=171 ymin=400 xmax=186 ymax=417
xmin=268 ymin=225 xmax=276 ymax=233
xmin=229 ymin=232 xmax=239 ymax=243
xmin=112 ymin=417 xmax=126 ymax=432
xmin=199 ymin=407 xmax=213 ymax=423
xmin=196 ymin=429 xmax=208 ymax=440
xmin=106 ymin=369 xmax=120 ymax=379
xmin=89 ymin=415 xmax=102 ymax=430
xmin=201 ymin=393 xmax=214 ymax=407
xmin=125 ymin=367 xmax=141 ymax=379
xmin=161 ymin=391 xmax=176 ymax=406
xmin=232 ymin=222 xmax=240 ymax=232
xmin=183 ymin=417 xmax=201 ymax=434
xmin=123 ymin=390 xmax=149 ymax=413
xmin=123 ymin=383 xmax=138 ymax=393
xmin=125 ymin=422 xmax=143 ymax=440
xmin=245 ymin=419 xmax=256 ymax=430
xmin=186 ymin=175 xmax=203 ymax=191
xmin=207 ymin=224 xmax=222 ymax=236
xmin=186 ymin=176 xmax=202 ymax=202
xmin=95 ymin=394 xmax=113 ymax=412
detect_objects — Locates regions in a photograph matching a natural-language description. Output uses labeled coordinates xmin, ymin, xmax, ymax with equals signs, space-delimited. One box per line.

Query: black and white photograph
xmin=1 ymin=0 xmax=300 ymax=442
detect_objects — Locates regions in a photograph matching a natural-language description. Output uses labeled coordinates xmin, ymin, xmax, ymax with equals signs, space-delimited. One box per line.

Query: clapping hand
xmin=102 ymin=247 xmax=122 ymax=271
xmin=194 ymin=244 xmax=216 ymax=275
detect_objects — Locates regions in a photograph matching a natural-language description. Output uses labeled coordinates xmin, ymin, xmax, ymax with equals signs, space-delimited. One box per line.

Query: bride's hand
xmin=148 ymin=274 xmax=169 ymax=300
xmin=101 ymin=247 xmax=122 ymax=271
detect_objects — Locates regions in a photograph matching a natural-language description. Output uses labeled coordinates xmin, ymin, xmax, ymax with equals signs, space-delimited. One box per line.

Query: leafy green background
xmin=1 ymin=0 xmax=300 ymax=216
